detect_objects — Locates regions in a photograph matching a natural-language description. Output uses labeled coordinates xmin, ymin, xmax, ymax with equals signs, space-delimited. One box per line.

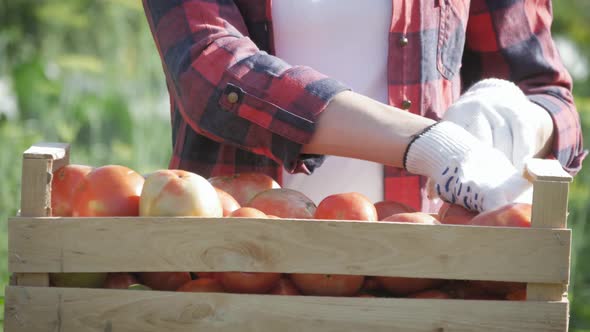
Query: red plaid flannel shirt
xmin=142 ymin=0 xmax=586 ymax=212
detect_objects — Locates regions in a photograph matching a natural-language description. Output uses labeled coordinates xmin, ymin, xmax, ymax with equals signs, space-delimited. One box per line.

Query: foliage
xmin=0 ymin=0 xmax=589 ymax=331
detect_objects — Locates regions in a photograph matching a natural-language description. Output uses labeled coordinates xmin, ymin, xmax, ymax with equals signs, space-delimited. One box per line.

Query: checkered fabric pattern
xmin=142 ymin=0 xmax=586 ymax=212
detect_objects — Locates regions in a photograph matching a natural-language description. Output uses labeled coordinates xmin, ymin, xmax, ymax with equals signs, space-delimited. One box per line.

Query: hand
xmin=405 ymin=122 xmax=532 ymax=212
xmin=442 ymin=78 xmax=554 ymax=172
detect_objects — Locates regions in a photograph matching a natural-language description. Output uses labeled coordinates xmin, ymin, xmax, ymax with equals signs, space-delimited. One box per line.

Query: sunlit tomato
xmin=103 ymin=273 xmax=139 ymax=289
xmin=290 ymin=273 xmax=364 ymax=297
xmin=219 ymin=272 xmax=281 ymax=294
xmin=247 ymin=188 xmax=316 ymax=219
xmin=138 ymin=272 xmax=192 ymax=291
xmin=269 ymin=278 xmax=300 ymax=295
xmin=208 ymin=173 xmax=280 ymax=206
xmin=438 ymin=203 xmax=478 ymax=225
xmin=315 ymin=192 xmax=377 ymax=221
xmin=374 ymin=200 xmax=416 ymax=220
xmin=51 ymin=164 xmax=93 ymax=216
xmin=215 ymin=187 xmax=241 ymax=216
xmin=72 ymin=165 xmax=144 ymax=216
xmin=177 ymin=278 xmax=225 ymax=292
xmin=229 ymin=207 xmax=267 ymax=218
xmin=469 ymin=203 xmax=532 ymax=228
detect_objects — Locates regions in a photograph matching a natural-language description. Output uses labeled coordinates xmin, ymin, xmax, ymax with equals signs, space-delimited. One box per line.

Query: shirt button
xmin=227 ymin=92 xmax=239 ymax=104
xmin=402 ymin=99 xmax=412 ymax=110
xmin=399 ymin=35 xmax=409 ymax=47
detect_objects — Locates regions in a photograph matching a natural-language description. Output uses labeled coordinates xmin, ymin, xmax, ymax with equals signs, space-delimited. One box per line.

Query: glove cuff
xmin=404 ymin=121 xmax=483 ymax=177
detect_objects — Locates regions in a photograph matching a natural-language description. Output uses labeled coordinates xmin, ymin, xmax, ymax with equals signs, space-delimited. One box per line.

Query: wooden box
xmin=4 ymin=143 xmax=573 ymax=331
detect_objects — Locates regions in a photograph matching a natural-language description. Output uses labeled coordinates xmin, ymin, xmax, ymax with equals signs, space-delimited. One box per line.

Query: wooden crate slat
xmin=4 ymin=286 xmax=568 ymax=332
xmin=9 ymin=217 xmax=570 ymax=283
xmin=23 ymin=142 xmax=70 ymax=160
xmin=525 ymin=158 xmax=572 ymax=183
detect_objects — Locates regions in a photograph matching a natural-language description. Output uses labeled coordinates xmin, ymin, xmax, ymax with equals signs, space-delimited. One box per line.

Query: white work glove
xmin=405 ymin=121 xmax=532 ymax=212
xmin=442 ymin=78 xmax=552 ymax=172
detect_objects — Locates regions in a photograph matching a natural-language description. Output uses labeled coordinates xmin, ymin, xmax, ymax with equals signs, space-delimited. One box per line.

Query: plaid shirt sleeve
xmin=142 ymin=0 xmax=349 ymax=173
xmin=461 ymin=0 xmax=586 ymax=175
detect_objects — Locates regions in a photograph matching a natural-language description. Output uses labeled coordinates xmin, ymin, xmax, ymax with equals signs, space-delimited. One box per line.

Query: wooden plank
xmin=525 ymin=158 xmax=572 ymax=182
xmin=17 ymin=145 xmax=57 ymax=287
xmin=23 ymin=142 xmax=69 ymax=161
xmin=20 ymin=158 xmax=52 ymax=218
xmin=4 ymin=286 xmax=568 ymax=332
xmin=528 ymin=180 xmax=571 ymax=302
xmin=9 ymin=217 xmax=571 ymax=283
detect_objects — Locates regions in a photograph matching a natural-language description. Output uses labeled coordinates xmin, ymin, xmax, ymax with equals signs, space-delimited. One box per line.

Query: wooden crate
xmin=4 ymin=143 xmax=573 ymax=332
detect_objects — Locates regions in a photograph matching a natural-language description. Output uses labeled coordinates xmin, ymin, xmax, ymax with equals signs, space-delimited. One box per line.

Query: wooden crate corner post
xmin=525 ymin=158 xmax=573 ymax=303
xmin=11 ymin=142 xmax=71 ymax=287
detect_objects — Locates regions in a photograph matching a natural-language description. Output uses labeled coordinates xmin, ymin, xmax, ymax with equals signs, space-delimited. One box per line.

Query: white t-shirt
xmin=272 ymin=0 xmax=392 ymax=204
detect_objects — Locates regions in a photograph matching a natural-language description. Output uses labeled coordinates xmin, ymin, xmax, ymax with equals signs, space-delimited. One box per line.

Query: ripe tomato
xmin=177 ymin=278 xmax=224 ymax=292
xmin=51 ymin=164 xmax=93 ymax=216
xmin=290 ymin=273 xmax=364 ymax=297
xmin=408 ymin=289 xmax=451 ymax=299
xmin=374 ymin=200 xmax=416 ymax=220
xmin=269 ymin=278 xmax=300 ymax=295
xmin=315 ymin=192 xmax=377 ymax=221
xmin=506 ymin=288 xmax=527 ymax=301
xmin=103 ymin=273 xmax=139 ymax=289
xmin=208 ymin=173 xmax=280 ymax=206
xmin=247 ymin=188 xmax=316 ymax=219
xmin=438 ymin=203 xmax=478 ymax=225
xmin=193 ymin=272 xmax=221 ymax=280
xmin=215 ymin=187 xmax=241 ymax=216
xmin=469 ymin=203 xmax=532 ymax=228
xmin=229 ymin=207 xmax=267 ymax=218
xmin=218 ymin=272 xmax=281 ymax=294
xmin=469 ymin=280 xmax=526 ymax=297
xmin=138 ymin=272 xmax=192 ymax=291
xmin=376 ymin=277 xmax=444 ymax=296
xmin=381 ymin=212 xmax=439 ymax=224
xmin=71 ymin=165 xmax=144 ymax=216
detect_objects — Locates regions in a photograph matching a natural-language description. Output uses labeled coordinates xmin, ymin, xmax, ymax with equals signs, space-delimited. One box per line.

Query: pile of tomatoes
xmin=50 ymin=164 xmax=531 ymax=300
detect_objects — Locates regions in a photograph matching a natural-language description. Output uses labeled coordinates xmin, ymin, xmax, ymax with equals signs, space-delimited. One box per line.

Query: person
xmin=141 ymin=0 xmax=585 ymax=213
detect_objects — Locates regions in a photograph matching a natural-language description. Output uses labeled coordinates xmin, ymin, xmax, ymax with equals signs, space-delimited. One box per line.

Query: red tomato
xmin=208 ymin=173 xmax=280 ymax=206
xmin=377 ymin=277 xmax=444 ymax=296
xmin=408 ymin=289 xmax=451 ymax=299
xmin=103 ymin=273 xmax=139 ymax=289
xmin=177 ymin=278 xmax=224 ymax=292
xmin=361 ymin=277 xmax=382 ymax=293
xmin=72 ymin=165 xmax=144 ymax=216
xmin=215 ymin=187 xmax=241 ymax=216
xmin=290 ymin=273 xmax=364 ymax=297
xmin=506 ymin=288 xmax=527 ymax=301
xmin=229 ymin=207 xmax=267 ymax=218
xmin=51 ymin=165 xmax=93 ymax=216
xmin=469 ymin=203 xmax=532 ymax=228
xmin=269 ymin=278 xmax=300 ymax=295
xmin=138 ymin=272 xmax=192 ymax=291
xmin=247 ymin=188 xmax=316 ymax=219
xmin=438 ymin=203 xmax=478 ymax=225
xmin=374 ymin=200 xmax=416 ymax=220
xmin=381 ymin=212 xmax=439 ymax=224
xmin=193 ymin=272 xmax=221 ymax=280
xmin=315 ymin=192 xmax=377 ymax=221
xmin=219 ymin=272 xmax=281 ymax=294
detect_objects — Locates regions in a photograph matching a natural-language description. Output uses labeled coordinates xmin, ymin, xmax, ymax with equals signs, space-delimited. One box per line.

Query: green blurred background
xmin=0 ymin=0 xmax=588 ymax=330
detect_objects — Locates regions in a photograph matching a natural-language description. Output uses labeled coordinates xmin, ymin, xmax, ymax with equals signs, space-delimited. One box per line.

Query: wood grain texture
xmin=4 ymin=286 xmax=569 ymax=332
xmin=20 ymin=158 xmax=52 ymax=218
xmin=528 ymin=180 xmax=571 ymax=302
xmin=525 ymin=158 xmax=572 ymax=182
xmin=9 ymin=217 xmax=570 ymax=283
xmin=23 ymin=142 xmax=69 ymax=161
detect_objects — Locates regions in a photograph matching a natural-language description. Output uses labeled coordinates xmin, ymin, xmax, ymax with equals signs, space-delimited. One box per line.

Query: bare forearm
xmin=301 ymin=91 xmax=436 ymax=168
